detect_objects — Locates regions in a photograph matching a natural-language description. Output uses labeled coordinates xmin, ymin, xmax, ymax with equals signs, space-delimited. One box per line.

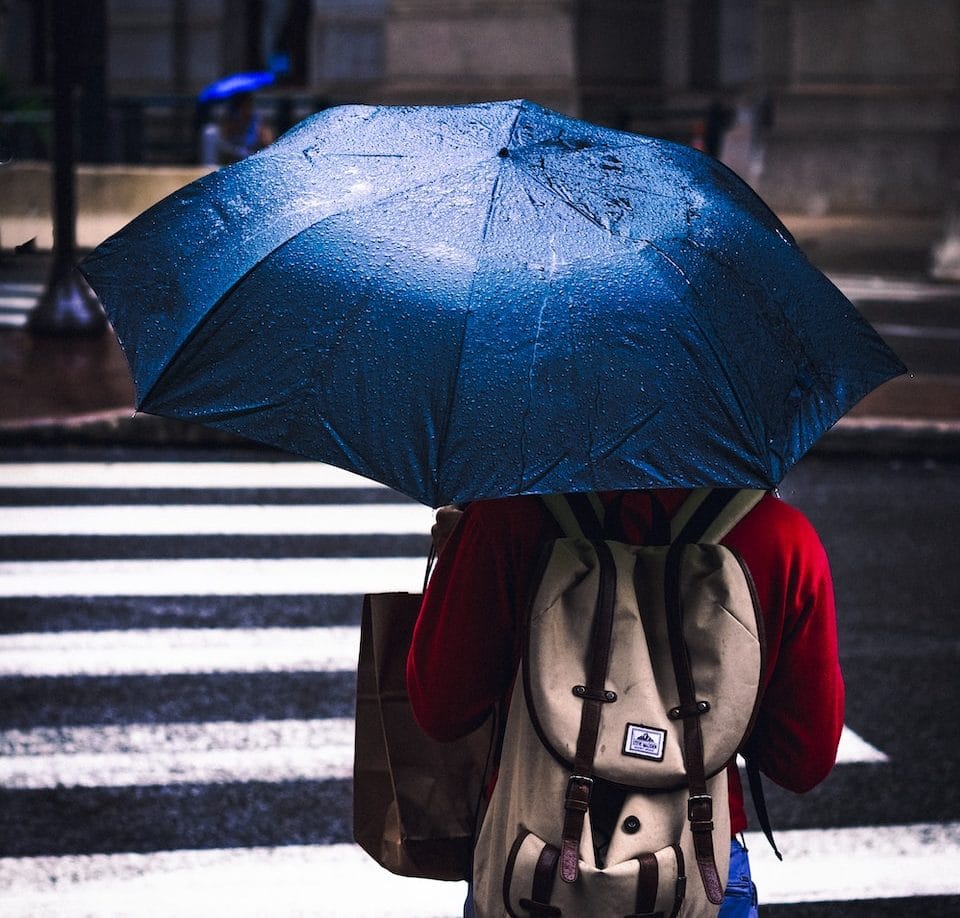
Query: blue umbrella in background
xmin=198 ymin=71 xmax=275 ymax=103
xmin=80 ymin=100 xmax=905 ymax=507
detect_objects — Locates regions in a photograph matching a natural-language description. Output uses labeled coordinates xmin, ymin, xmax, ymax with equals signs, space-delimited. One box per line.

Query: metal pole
xmin=28 ymin=0 xmax=106 ymax=336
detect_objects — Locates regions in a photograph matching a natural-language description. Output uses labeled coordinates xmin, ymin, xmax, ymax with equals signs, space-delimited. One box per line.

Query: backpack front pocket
xmin=503 ymin=828 xmax=686 ymax=918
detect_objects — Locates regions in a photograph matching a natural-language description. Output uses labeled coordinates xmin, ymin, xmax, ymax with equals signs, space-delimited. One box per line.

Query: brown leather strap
xmin=518 ymin=842 xmax=561 ymax=917
xmin=673 ymin=488 xmax=734 ymax=543
xmin=745 ymin=753 xmax=783 ymax=860
xmin=560 ymin=538 xmax=618 ymax=884
xmin=565 ymin=492 xmax=605 ymax=541
xmin=632 ymin=851 xmax=661 ymax=916
xmin=663 ymin=541 xmax=724 ymax=905
xmin=668 ymin=845 xmax=687 ymax=918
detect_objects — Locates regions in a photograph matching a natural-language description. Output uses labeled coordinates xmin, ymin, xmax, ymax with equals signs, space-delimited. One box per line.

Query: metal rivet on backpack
xmin=573 ymin=685 xmax=586 ymax=697
xmin=622 ymin=816 xmax=641 ymax=834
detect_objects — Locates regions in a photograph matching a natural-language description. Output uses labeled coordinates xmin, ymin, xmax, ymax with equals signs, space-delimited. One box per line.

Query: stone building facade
xmin=1 ymin=0 xmax=958 ymax=216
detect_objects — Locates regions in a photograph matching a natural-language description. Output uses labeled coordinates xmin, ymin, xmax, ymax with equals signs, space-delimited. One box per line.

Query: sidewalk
xmin=1 ymin=213 xmax=959 ymax=459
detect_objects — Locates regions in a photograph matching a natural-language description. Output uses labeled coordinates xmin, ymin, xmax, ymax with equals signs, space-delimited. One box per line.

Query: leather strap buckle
xmin=565 ymin=774 xmax=594 ymax=811
xmin=688 ymin=793 xmax=714 ymax=830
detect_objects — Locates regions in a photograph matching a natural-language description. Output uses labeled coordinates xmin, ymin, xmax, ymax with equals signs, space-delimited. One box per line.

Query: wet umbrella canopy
xmin=81 ymin=100 xmax=904 ymax=507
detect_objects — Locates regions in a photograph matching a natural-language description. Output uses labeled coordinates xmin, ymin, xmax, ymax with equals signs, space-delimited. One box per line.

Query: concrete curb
xmin=816 ymin=418 xmax=960 ymax=459
xmin=0 ymin=410 xmax=258 ymax=451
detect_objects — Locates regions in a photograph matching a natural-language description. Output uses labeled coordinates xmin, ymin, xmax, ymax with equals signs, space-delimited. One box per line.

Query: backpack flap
xmin=524 ymin=535 xmax=763 ymax=789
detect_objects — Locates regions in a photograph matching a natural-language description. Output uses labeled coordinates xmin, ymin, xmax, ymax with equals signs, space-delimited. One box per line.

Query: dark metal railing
xmin=1 ymin=93 xmax=334 ymax=165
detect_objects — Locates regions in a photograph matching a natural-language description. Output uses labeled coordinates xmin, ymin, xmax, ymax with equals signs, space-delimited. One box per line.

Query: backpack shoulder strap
xmin=670 ymin=488 xmax=766 ymax=544
xmin=542 ymin=490 xmax=766 ymax=543
xmin=540 ymin=493 xmax=605 ymax=541
xmin=672 ymin=487 xmax=781 ymax=860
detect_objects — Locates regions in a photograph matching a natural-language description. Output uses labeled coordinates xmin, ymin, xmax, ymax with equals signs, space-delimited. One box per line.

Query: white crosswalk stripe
xmin=0 ymin=626 xmax=361 ymax=675
xmin=0 ymin=458 xmax=951 ymax=915
xmin=0 ymin=844 xmax=470 ymax=918
xmin=748 ymin=822 xmax=960 ymax=903
xmin=0 ymin=557 xmax=425 ymax=596
xmin=830 ymin=273 xmax=960 ymax=302
xmin=0 ymin=503 xmax=433 ymax=536
xmin=0 ymin=719 xmax=356 ymax=788
xmin=0 ymin=282 xmax=42 ymax=328
xmin=0 ymin=461 xmax=387 ymax=490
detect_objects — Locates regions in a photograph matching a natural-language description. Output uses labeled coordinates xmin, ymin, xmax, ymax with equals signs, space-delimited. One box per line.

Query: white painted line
xmin=0 ymin=504 xmax=433 ymax=536
xmin=873 ymin=321 xmax=960 ymax=341
xmin=0 ymin=718 xmax=354 ymax=757
xmin=0 ymin=313 xmax=26 ymax=329
xmin=0 ymin=843 xmax=467 ymax=918
xmin=837 ymin=414 xmax=960 ymax=435
xmin=0 ymin=462 xmax=389 ymax=491
xmin=0 ymin=719 xmax=355 ymax=788
xmin=835 ymin=724 xmax=888 ymax=763
xmin=831 ymin=273 xmax=960 ymax=301
xmin=0 ymin=626 xmax=362 ymax=675
xmin=746 ymin=821 xmax=960 ymax=902
xmin=0 ymin=557 xmax=425 ymax=597
xmin=0 ymin=295 xmax=37 ymax=310
xmin=0 ymin=282 xmax=44 ymax=294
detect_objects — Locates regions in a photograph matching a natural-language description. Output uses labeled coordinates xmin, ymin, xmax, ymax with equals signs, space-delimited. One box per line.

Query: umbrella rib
xmin=503 ymin=103 xmax=630 ymax=237
xmin=136 ymin=160 xmax=503 ymax=411
xmin=533 ymin=151 xmax=685 ymax=202
xmin=515 ymin=165 xmax=615 ymax=234
xmin=432 ymin=107 xmax=525 ymax=502
xmin=313 ymin=152 xmax=407 ymax=158
xmin=517 ymin=273 xmax=552 ymax=494
xmin=511 ymin=161 xmax=668 ymax=243
xmin=647 ymin=240 xmax=768 ymax=456
xmin=686 ymin=234 xmax=838 ymax=444
xmin=590 ymin=404 xmax=663 ymax=465
xmin=432 ymin=168 xmax=508 ymax=503
xmin=687 ymin=236 xmax=827 ymax=382
xmin=137 ymin=102 xmax=524 ymax=445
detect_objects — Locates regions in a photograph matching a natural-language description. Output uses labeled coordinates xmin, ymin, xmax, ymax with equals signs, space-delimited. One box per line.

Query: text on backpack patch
xmin=622 ymin=723 xmax=666 ymax=761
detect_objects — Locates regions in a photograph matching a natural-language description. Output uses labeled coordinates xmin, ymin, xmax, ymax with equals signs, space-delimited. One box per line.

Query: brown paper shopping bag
xmin=353 ymin=592 xmax=493 ymax=881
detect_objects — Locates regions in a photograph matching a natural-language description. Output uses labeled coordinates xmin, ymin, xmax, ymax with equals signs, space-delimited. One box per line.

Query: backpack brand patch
xmin=622 ymin=723 xmax=666 ymax=761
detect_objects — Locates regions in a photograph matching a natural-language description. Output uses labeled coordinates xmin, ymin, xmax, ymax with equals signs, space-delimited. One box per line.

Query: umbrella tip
xmin=498 ymin=147 xmax=510 ymax=158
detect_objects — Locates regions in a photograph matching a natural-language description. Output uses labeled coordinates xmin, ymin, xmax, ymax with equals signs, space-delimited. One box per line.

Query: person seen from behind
xmin=407 ymin=490 xmax=844 ymax=917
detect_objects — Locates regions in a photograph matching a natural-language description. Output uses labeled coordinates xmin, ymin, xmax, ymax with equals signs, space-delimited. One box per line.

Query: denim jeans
xmin=464 ymin=836 xmax=759 ymax=916
xmin=719 ymin=837 xmax=760 ymax=917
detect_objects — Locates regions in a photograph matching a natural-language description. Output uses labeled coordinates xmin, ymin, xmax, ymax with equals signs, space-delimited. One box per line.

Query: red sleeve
xmin=724 ymin=493 xmax=845 ymax=793
xmin=406 ymin=497 xmax=550 ymax=741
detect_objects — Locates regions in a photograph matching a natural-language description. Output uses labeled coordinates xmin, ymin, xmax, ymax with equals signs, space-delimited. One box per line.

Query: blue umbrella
xmin=198 ymin=71 xmax=275 ymax=103
xmin=80 ymin=100 xmax=904 ymax=507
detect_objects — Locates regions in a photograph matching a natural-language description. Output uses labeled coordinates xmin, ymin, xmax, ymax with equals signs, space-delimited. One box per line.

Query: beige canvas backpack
xmin=472 ymin=489 xmax=767 ymax=918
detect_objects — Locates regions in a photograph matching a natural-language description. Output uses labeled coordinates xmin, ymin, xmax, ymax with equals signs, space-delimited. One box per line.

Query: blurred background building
xmin=1 ymin=0 xmax=958 ymax=217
